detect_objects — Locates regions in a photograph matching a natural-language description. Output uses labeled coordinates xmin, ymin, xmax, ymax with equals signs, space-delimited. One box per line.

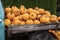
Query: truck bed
xmin=7 ymin=22 xmax=60 ymax=34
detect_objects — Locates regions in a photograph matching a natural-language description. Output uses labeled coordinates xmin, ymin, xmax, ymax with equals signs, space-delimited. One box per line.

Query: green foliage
xmin=2 ymin=0 xmax=57 ymax=14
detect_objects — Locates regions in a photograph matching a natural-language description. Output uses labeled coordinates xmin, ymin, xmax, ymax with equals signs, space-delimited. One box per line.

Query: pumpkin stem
xmin=8 ymin=6 xmax=10 ymax=8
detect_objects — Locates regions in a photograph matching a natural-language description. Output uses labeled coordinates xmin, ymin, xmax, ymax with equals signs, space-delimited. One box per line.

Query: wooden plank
xmin=8 ymin=24 xmax=56 ymax=34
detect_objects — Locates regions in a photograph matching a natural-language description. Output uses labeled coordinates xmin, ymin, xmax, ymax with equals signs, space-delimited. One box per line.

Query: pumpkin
xmin=12 ymin=6 xmax=19 ymax=15
xmin=19 ymin=21 xmax=25 ymax=25
xmin=20 ymin=5 xmax=27 ymax=14
xmin=58 ymin=17 xmax=60 ymax=21
xmin=50 ymin=18 xmax=55 ymax=22
xmin=39 ymin=8 xmax=45 ymax=14
xmin=12 ymin=20 xmax=20 ymax=25
xmin=33 ymin=10 xmax=39 ymax=14
xmin=27 ymin=8 xmax=34 ymax=13
xmin=35 ymin=7 xmax=39 ymax=11
xmin=30 ymin=13 xmax=37 ymax=20
xmin=22 ymin=13 xmax=29 ymax=20
xmin=5 ymin=6 xmax=11 ymax=13
xmin=51 ymin=15 xmax=57 ymax=18
xmin=19 ymin=15 xmax=23 ymax=20
xmin=37 ymin=15 xmax=42 ymax=20
xmin=45 ymin=11 xmax=51 ymax=17
xmin=26 ymin=19 xmax=33 ymax=24
xmin=57 ymin=31 xmax=60 ymax=35
xmin=6 ymin=12 xmax=15 ymax=20
xmin=13 ymin=16 xmax=20 ymax=21
xmin=49 ymin=30 xmax=60 ymax=40
xmin=50 ymin=17 xmax=58 ymax=22
xmin=14 ymin=9 xmax=20 ymax=16
xmin=40 ymin=15 xmax=50 ymax=23
xmin=20 ymin=5 xmax=26 ymax=10
xmin=50 ymin=15 xmax=58 ymax=22
xmin=34 ymin=20 xmax=40 ymax=24
xmin=20 ymin=8 xmax=27 ymax=14
xmin=4 ymin=19 xmax=11 ymax=26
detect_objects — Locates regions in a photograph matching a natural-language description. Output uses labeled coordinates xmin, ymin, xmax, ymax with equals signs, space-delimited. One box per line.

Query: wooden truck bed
xmin=7 ymin=22 xmax=60 ymax=34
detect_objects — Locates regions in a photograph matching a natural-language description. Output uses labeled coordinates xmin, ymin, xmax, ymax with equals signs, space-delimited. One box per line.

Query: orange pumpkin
xmin=22 ymin=13 xmax=29 ymax=20
xmin=19 ymin=15 xmax=23 ymax=20
xmin=49 ymin=30 xmax=60 ymax=40
xmin=27 ymin=8 xmax=34 ymax=13
xmin=14 ymin=9 xmax=20 ymax=16
xmin=50 ymin=18 xmax=55 ymax=22
xmin=4 ymin=19 xmax=11 ymax=26
xmin=50 ymin=15 xmax=58 ymax=22
xmin=50 ymin=17 xmax=58 ymax=22
xmin=45 ymin=11 xmax=51 ymax=17
xmin=20 ymin=5 xmax=26 ymax=9
xmin=58 ymin=17 xmax=60 ymax=21
xmin=35 ymin=7 xmax=39 ymax=11
xmin=34 ymin=20 xmax=40 ymax=24
xmin=19 ymin=21 xmax=25 ymax=25
xmin=57 ymin=31 xmax=60 ymax=35
xmin=20 ymin=8 xmax=27 ymax=14
xmin=5 ymin=6 xmax=11 ymax=13
xmin=37 ymin=15 xmax=42 ymax=20
xmin=39 ymin=8 xmax=45 ymax=14
xmin=40 ymin=15 xmax=50 ymax=23
xmin=13 ymin=16 xmax=20 ymax=21
xmin=12 ymin=6 xmax=19 ymax=15
xmin=6 ymin=12 xmax=15 ymax=20
xmin=51 ymin=15 xmax=57 ymax=18
xmin=33 ymin=10 xmax=39 ymax=14
xmin=26 ymin=19 xmax=33 ymax=24
xmin=20 ymin=5 xmax=27 ymax=14
xmin=12 ymin=20 xmax=20 ymax=25
xmin=30 ymin=13 xmax=37 ymax=20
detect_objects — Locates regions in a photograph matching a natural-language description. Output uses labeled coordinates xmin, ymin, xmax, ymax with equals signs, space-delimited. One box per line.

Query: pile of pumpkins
xmin=49 ymin=30 xmax=60 ymax=40
xmin=4 ymin=5 xmax=60 ymax=26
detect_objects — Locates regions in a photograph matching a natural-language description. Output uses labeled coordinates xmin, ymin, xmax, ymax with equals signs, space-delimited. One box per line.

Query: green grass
xmin=2 ymin=0 xmax=57 ymax=14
